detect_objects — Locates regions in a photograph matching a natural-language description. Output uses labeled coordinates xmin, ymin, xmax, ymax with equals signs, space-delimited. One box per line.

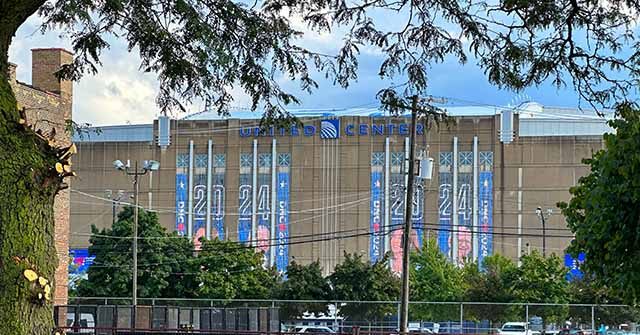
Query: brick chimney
xmin=7 ymin=62 xmax=17 ymax=84
xmin=31 ymin=48 xmax=73 ymax=100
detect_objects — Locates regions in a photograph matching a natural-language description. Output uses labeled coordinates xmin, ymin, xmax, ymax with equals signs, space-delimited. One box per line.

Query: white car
xmin=294 ymin=326 xmax=336 ymax=334
xmin=498 ymin=322 xmax=538 ymax=335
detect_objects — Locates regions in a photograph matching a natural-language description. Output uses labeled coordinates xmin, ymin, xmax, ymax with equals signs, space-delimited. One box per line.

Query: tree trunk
xmin=0 ymin=1 xmax=62 ymax=333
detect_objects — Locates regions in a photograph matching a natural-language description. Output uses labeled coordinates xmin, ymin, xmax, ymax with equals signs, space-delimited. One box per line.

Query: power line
xmin=69 ymin=222 xmax=574 ymax=259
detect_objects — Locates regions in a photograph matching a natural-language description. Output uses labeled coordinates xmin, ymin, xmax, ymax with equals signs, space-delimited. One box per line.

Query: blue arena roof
xmin=73 ymin=102 xmax=614 ymax=142
xmin=73 ymin=124 xmax=153 ymax=143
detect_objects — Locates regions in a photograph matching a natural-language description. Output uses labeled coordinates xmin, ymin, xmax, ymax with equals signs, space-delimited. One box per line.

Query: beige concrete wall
xmin=70 ymin=114 xmax=604 ymax=272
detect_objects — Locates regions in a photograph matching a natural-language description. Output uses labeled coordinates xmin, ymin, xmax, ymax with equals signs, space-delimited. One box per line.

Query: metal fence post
xmin=525 ymin=304 xmax=529 ymax=324
xmin=334 ymin=301 xmax=338 ymax=333
xmin=397 ymin=302 xmax=401 ymax=331
xmin=460 ymin=303 xmax=464 ymax=334
xmin=591 ymin=305 xmax=595 ymax=333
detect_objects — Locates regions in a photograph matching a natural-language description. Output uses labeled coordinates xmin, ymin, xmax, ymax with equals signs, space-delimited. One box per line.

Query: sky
xmin=9 ymin=11 xmax=584 ymax=126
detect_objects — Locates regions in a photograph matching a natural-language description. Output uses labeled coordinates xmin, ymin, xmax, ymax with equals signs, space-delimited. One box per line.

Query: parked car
xmin=389 ymin=327 xmax=434 ymax=335
xmin=498 ymin=322 xmax=538 ymax=335
xmin=558 ymin=328 xmax=585 ymax=335
xmin=295 ymin=326 xmax=336 ymax=334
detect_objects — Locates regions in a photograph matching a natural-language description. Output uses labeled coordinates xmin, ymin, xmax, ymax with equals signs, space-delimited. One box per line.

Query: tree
xmin=559 ymin=104 xmax=640 ymax=305
xmin=3 ymin=0 xmax=640 ymax=332
xmin=194 ymin=239 xmax=279 ymax=300
xmin=275 ymin=260 xmax=331 ymax=321
xmin=409 ymin=238 xmax=464 ymax=321
xmin=512 ymin=251 xmax=569 ymax=325
xmin=463 ymin=255 xmax=518 ymax=323
xmin=76 ymin=207 xmax=194 ymax=299
xmin=328 ymin=253 xmax=399 ymax=322
xmin=569 ymin=276 xmax=640 ymax=326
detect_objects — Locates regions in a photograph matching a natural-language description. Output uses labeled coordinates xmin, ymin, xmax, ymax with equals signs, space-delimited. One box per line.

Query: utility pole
xmin=399 ymin=95 xmax=418 ymax=335
xmin=535 ymin=207 xmax=552 ymax=257
xmin=106 ymin=189 xmax=124 ymax=225
xmin=113 ymin=159 xmax=160 ymax=309
xmin=132 ymin=162 xmax=139 ymax=307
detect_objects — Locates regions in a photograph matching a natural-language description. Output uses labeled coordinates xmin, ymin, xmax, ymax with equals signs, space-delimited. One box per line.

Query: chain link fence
xmin=59 ymin=299 xmax=639 ymax=335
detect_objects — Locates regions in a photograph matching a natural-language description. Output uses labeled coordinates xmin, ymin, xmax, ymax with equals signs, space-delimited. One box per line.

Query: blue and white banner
xmin=478 ymin=171 xmax=493 ymax=267
xmin=369 ymin=166 xmax=384 ymax=263
xmin=276 ymin=174 xmax=290 ymax=272
xmin=565 ymin=253 xmax=586 ymax=281
xmin=438 ymin=152 xmax=453 ymax=257
xmin=257 ymin=153 xmax=273 ymax=266
xmin=238 ymin=153 xmax=253 ymax=244
xmin=69 ymin=249 xmax=95 ymax=286
xmin=175 ymin=173 xmax=188 ymax=236
xmin=276 ymin=153 xmax=291 ymax=273
xmin=175 ymin=153 xmax=189 ymax=236
xmin=211 ymin=154 xmax=226 ymax=240
xmin=478 ymin=151 xmax=494 ymax=268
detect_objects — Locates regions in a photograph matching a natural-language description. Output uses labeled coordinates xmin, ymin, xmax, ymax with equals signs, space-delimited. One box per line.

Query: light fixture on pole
xmin=535 ymin=206 xmax=552 ymax=257
xmin=113 ymin=159 xmax=160 ymax=310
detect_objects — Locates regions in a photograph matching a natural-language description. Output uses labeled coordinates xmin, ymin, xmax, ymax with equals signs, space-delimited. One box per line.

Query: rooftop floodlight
xmin=113 ymin=160 xmax=126 ymax=171
xmin=143 ymin=160 xmax=160 ymax=171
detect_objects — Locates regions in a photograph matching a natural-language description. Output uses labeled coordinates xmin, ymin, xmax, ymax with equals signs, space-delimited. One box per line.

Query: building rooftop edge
xmin=31 ymin=47 xmax=73 ymax=55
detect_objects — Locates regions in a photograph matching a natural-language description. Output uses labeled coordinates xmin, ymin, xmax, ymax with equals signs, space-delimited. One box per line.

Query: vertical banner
xmin=276 ymin=153 xmax=291 ymax=273
xmin=193 ymin=153 xmax=208 ymax=249
xmin=69 ymin=249 xmax=95 ymax=288
xmin=438 ymin=152 xmax=453 ymax=257
xmin=564 ymin=252 xmax=586 ymax=281
xmin=388 ymin=151 xmax=422 ymax=274
xmin=257 ymin=153 xmax=272 ymax=266
xmin=212 ymin=154 xmax=226 ymax=240
xmin=457 ymin=151 xmax=473 ymax=262
xmin=478 ymin=151 xmax=494 ymax=267
xmin=389 ymin=152 xmax=405 ymax=273
xmin=238 ymin=153 xmax=253 ymax=244
xmin=370 ymin=152 xmax=385 ymax=263
xmin=175 ymin=153 xmax=189 ymax=236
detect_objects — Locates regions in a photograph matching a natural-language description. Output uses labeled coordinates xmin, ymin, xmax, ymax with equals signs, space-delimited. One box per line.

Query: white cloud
xmin=73 ymin=54 xmax=159 ymax=125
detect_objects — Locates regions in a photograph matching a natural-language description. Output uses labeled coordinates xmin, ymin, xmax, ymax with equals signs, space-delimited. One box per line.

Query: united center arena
xmin=69 ymin=103 xmax=610 ymax=275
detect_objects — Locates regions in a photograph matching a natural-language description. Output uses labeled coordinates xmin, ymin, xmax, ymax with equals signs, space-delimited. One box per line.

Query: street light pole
xmin=113 ymin=159 xmax=160 ymax=309
xmin=536 ymin=207 xmax=551 ymax=257
xmin=132 ymin=161 xmax=139 ymax=307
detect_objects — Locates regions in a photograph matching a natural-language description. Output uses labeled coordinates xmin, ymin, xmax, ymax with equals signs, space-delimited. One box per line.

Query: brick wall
xmin=9 ymin=48 xmax=73 ymax=306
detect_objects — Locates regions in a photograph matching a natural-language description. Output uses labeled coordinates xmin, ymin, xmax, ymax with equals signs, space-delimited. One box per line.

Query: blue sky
xmin=10 ymin=12 xmax=583 ymax=126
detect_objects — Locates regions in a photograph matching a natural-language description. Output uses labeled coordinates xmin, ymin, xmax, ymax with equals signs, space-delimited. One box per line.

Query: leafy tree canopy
xmin=568 ymin=276 xmax=640 ymax=326
xmin=194 ymin=239 xmax=279 ymax=300
xmin=77 ymin=206 xmax=194 ymax=299
xmin=22 ymin=0 xmax=640 ymax=117
xmin=328 ymin=253 xmax=399 ymax=321
xmin=560 ymin=104 xmax=640 ymax=305
xmin=512 ymin=251 xmax=569 ymax=304
xmin=409 ymin=239 xmax=465 ymax=320
xmin=275 ymin=260 xmax=331 ymax=320
xmin=511 ymin=251 xmax=569 ymax=324
xmin=462 ymin=254 xmax=518 ymax=323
